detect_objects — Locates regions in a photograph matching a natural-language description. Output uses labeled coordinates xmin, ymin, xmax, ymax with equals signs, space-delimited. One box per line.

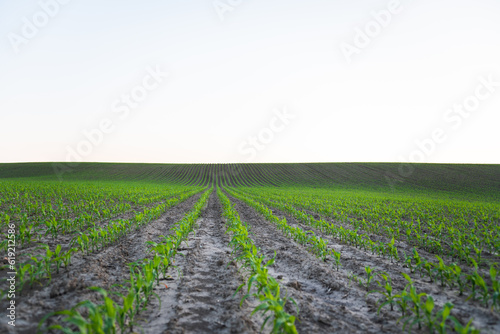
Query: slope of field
xmin=1 ymin=162 xmax=499 ymax=200
xmin=1 ymin=162 xmax=499 ymax=333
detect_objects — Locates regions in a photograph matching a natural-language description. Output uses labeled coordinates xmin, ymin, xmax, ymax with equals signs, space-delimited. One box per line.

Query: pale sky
xmin=1 ymin=0 xmax=499 ymax=164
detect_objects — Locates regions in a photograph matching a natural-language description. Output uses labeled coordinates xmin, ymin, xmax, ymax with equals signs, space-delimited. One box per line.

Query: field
xmin=1 ymin=162 xmax=500 ymax=333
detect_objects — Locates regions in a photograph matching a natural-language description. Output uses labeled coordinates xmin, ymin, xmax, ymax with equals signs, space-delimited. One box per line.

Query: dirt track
xmin=136 ymin=192 xmax=259 ymax=333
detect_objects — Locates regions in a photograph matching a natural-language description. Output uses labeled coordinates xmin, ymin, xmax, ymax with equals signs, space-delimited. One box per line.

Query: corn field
xmin=0 ymin=162 xmax=499 ymax=333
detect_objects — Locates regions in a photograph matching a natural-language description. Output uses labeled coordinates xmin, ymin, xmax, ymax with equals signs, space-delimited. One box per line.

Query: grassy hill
xmin=1 ymin=162 xmax=499 ymax=201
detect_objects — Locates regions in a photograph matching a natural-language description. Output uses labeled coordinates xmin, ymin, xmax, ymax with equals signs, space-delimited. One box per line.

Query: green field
xmin=1 ymin=162 xmax=499 ymax=333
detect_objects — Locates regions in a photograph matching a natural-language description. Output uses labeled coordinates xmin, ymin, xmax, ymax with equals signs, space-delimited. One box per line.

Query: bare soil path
xmin=137 ymin=191 xmax=259 ymax=334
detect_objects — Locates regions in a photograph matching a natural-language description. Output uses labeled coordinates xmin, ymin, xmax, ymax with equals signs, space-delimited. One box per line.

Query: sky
xmin=1 ymin=0 xmax=499 ymax=164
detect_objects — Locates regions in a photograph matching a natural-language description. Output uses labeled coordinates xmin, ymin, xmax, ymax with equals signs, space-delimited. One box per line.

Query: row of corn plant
xmin=38 ymin=188 xmax=212 ymax=333
xmin=226 ymin=187 xmax=342 ymax=271
xmin=13 ymin=244 xmax=78 ymax=294
xmin=240 ymin=186 xmax=499 ymax=267
xmin=230 ymin=188 xmax=400 ymax=262
xmin=5 ymin=189 xmax=203 ymax=297
xmin=1 ymin=181 xmax=161 ymax=222
xmin=218 ymin=188 xmax=298 ymax=334
xmin=403 ymin=248 xmax=500 ymax=311
xmin=370 ymin=272 xmax=480 ymax=333
xmin=0 ymin=180 xmax=200 ymax=242
xmin=234 ymin=188 xmax=500 ymax=312
xmin=0 ymin=184 xmax=200 ymax=255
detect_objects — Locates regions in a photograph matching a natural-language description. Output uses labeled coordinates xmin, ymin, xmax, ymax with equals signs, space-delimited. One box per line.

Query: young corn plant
xmin=51 ymin=245 xmax=64 ymax=273
xmin=127 ymin=262 xmax=158 ymax=314
xmin=394 ymin=289 xmax=411 ymax=318
xmin=18 ymin=223 xmax=36 ymax=248
xmin=331 ymin=249 xmax=341 ymax=271
xmin=421 ymin=295 xmax=441 ymax=333
xmin=403 ymin=251 xmax=414 ymax=273
xmin=433 ymin=256 xmax=450 ymax=287
xmin=44 ymin=217 xmax=60 ymax=240
xmin=467 ymin=271 xmax=489 ymax=306
xmin=61 ymin=247 xmax=77 ymax=269
xmin=42 ymin=246 xmax=54 ymax=283
xmin=411 ymin=248 xmax=425 ymax=277
xmin=363 ymin=266 xmax=376 ymax=291
xmin=451 ymin=318 xmax=480 ymax=334
xmin=473 ymin=245 xmax=484 ymax=265
xmin=347 ymin=271 xmax=360 ymax=287
xmin=370 ymin=272 xmax=395 ymax=312
xmin=490 ymin=264 xmax=500 ymax=311
xmin=28 ymin=256 xmax=45 ymax=287
xmin=75 ymin=234 xmax=91 ymax=255
xmin=114 ymin=286 xmax=137 ymax=332
xmin=466 ymin=260 xmax=488 ymax=305
xmin=39 ymin=288 xmax=120 ymax=333
xmin=240 ymin=256 xmax=298 ymax=334
xmin=423 ymin=262 xmax=435 ymax=283
xmin=401 ymin=273 xmax=427 ymax=331
xmin=384 ymin=237 xmax=399 ymax=263
xmin=16 ymin=263 xmax=32 ymax=293
xmin=435 ymin=302 xmax=454 ymax=334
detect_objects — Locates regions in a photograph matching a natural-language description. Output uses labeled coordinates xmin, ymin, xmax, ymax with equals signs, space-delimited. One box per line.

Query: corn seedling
xmin=490 ymin=265 xmax=500 ymax=311
xmin=332 ymin=249 xmax=342 ymax=271
xmin=451 ymin=318 xmax=480 ymax=334
xmin=370 ymin=272 xmax=395 ymax=312
xmin=363 ymin=266 xmax=376 ymax=290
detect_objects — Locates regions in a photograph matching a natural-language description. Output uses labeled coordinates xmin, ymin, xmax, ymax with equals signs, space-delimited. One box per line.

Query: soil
xmin=225 ymin=193 xmax=500 ymax=333
xmin=2 ymin=191 xmax=499 ymax=333
xmin=135 ymin=191 xmax=259 ymax=333
xmin=0 ymin=194 xmax=201 ymax=334
xmin=226 ymin=193 xmax=401 ymax=333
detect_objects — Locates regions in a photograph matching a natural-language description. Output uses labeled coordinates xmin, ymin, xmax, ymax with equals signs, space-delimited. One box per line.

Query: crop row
xmin=2 ymin=189 xmax=203 ymax=299
xmin=225 ymin=188 xmax=342 ymax=270
xmin=0 ymin=181 xmax=198 ymax=233
xmin=229 ymin=188 xmax=494 ymax=333
xmin=0 ymin=186 xmax=201 ymax=252
xmin=39 ymin=188 xmax=212 ymax=333
xmin=370 ymin=272 xmax=480 ymax=333
xmin=244 ymin=187 xmax=499 ymax=265
xmin=232 ymin=188 xmax=500 ymax=314
xmin=218 ymin=188 xmax=298 ymax=333
xmin=73 ymin=189 xmax=202 ymax=255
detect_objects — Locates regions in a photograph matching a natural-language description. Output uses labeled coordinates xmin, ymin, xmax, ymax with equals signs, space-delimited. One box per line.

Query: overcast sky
xmin=1 ymin=0 xmax=499 ymax=164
